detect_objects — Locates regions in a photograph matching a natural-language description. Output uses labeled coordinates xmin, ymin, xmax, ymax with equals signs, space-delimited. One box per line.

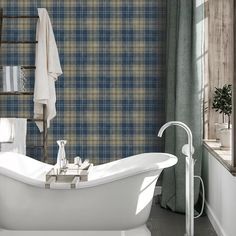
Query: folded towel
xmin=34 ymin=8 xmax=62 ymax=132
xmin=0 ymin=118 xmax=15 ymax=142
xmin=0 ymin=118 xmax=27 ymax=155
xmin=2 ymin=66 xmax=23 ymax=92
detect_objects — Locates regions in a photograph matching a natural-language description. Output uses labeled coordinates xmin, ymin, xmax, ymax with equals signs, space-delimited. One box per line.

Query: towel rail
xmin=0 ymin=92 xmax=33 ymax=95
xmin=0 ymin=66 xmax=36 ymax=70
xmin=21 ymin=66 xmax=36 ymax=69
xmin=29 ymin=118 xmax=44 ymax=122
xmin=0 ymin=117 xmax=44 ymax=122
xmin=0 ymin=9 xmax=48 ymax=163
xmin=27 ymin=145 xmax=44 ymax=148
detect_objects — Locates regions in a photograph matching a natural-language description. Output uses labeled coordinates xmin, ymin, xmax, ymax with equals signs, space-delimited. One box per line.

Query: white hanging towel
xmin=34 ymin=8 xmax=62 ymax=132
xmin=0 ymin=118 xmax=27 ymax=155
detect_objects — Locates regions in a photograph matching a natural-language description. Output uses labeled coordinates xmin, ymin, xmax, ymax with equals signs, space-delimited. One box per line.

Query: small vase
xmin=56 ymin=140 xmax=67 ymax=169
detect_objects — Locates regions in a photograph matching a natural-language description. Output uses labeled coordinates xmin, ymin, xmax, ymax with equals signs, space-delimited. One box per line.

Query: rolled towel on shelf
xmin=2 ymin=66 xmax=25 ymax=92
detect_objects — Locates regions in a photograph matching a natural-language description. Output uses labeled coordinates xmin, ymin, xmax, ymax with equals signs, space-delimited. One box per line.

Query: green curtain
xmin=161 ymin=0 xmax=204 ymax=213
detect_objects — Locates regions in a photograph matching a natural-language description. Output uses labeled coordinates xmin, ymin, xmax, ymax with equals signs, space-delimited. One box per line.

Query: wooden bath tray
xmin=45 ymin=163 xmax=93 ymax=189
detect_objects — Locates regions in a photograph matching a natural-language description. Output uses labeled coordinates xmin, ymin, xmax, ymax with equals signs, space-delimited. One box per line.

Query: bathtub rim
xmin=0 ymin=152 xmax=177 ymax=189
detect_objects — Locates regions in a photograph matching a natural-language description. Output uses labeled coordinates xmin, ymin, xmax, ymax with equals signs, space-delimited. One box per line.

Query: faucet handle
xmin=182 ymin=144 xmax=195 ymax=156
xmin=74 ymin=156 xmax=82 ymax=165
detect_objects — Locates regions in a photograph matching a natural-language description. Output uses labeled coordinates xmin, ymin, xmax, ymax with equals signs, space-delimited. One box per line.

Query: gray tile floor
xmin=147 ymin=200 xmax=217 ymax=236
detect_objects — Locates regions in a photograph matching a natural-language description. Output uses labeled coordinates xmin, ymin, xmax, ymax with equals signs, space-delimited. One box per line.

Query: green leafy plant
xmin=212 ymin=84 xmax=232 ymax=129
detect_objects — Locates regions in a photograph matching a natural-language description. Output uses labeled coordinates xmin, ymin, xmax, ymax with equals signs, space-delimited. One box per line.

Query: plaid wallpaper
xmin=0 ymin=0 xmax=166 ymax=164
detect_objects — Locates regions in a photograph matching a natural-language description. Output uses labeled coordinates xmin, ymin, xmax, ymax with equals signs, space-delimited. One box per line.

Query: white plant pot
xmin=219 ymin=128 xmax=232 ymax=148
xmin=215 ymin=123 xmax=228 ymax=140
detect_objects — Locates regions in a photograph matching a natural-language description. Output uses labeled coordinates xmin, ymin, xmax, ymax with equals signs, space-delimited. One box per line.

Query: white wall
xmin=202 ymin=147 xmax=236 ymax=236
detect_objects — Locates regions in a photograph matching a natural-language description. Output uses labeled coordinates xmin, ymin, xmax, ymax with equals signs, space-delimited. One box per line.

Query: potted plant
xmin=212 ymin=84 xmax=232 ymax=147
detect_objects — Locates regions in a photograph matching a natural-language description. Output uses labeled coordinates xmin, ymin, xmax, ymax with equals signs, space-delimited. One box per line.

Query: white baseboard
xmin=205 ymin=201 xmax=226 ymax=236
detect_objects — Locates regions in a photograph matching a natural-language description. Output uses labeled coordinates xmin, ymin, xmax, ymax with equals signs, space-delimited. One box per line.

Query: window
xmin=203 ymin=0 xmax=236 ymax=173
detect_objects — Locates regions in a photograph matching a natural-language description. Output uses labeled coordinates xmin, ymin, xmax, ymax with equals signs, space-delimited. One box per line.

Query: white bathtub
xmin=0 ymin=152 xmax=177 ymax=236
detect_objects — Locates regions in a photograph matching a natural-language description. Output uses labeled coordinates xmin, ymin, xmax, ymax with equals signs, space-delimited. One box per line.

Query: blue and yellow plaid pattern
xmin=0 ymin=0 xmax=166 ymax=164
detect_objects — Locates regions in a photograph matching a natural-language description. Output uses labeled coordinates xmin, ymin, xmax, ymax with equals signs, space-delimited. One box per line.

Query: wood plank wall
xmin=0 ymin=8 xmax=2 ymax=46
xmin=204 ymin=0 xmax=234 ymax=139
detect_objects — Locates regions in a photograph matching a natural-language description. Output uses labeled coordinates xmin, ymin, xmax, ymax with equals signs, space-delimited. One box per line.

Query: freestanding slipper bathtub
xmin=0 ymin=151 xmax=177 ymax=236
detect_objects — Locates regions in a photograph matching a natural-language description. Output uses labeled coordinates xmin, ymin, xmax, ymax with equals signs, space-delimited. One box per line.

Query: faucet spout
xmin=158 ymin=121 xmax=193 ymax=157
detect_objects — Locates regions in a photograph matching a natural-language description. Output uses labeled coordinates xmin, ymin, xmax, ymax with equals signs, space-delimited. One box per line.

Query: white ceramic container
xmin=220 ymin=128 xmax=232 ymax=148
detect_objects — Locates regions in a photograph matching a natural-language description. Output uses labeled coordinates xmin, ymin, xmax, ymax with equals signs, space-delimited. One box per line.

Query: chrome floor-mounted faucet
xmin=158 ymin=121 xmax=194 ymax=236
